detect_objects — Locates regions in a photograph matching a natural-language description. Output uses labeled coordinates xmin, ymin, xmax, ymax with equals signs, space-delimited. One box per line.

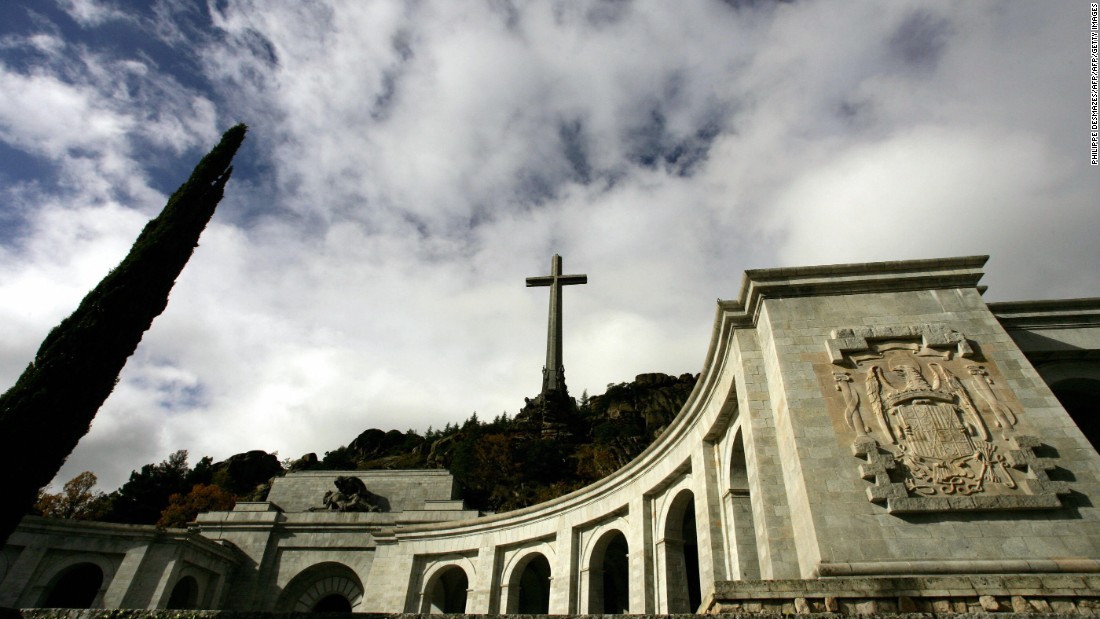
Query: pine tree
xmin=0 ymin=124 xmax=247 ymax=544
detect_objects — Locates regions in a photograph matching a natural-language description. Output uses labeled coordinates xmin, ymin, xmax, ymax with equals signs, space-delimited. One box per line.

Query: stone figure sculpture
xmin=318 ymin=476 xmax=383 ymax=512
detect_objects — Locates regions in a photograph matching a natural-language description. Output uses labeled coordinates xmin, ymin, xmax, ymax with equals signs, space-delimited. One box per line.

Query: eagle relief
xmin=824 ymin=324 xmax=1069 ymax=513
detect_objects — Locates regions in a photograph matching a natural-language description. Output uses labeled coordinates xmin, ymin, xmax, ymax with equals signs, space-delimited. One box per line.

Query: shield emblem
xmin=894 ymin=403 xmax=974 ymax=460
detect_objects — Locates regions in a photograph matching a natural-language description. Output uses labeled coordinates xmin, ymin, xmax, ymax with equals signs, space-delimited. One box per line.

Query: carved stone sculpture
xmin=864 ymin=357 xmax=1013 ymax=497
xmin=315 ymin=475 xmax=383 ymax=513
xmin=967 ymin=364 xmax=1018 ymax=434
xmin=834 ymin=372 xmax=868 ymax=436
xmin=824 ymin=324 xmax=1069 ymax=513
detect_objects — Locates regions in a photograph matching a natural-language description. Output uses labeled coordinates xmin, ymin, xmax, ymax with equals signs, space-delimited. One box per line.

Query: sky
xmin=1 ymin=0 xmax=1097 ymax=492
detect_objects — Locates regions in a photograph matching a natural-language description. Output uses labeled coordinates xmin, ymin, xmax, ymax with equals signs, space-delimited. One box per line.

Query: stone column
xmin=548 ymin=522 xmax=575 ymax=613
xmin=103 ymin=545 xmax=149 ymax=607
xmin=1 ymin=545 xmax=47 ymax=607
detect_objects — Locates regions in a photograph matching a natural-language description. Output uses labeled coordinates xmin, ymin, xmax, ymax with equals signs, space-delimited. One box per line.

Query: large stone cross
xmin=526 ymin=254 xmax=587 ymax=395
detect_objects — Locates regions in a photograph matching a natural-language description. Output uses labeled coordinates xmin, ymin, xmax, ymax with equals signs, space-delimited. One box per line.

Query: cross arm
xmin=526 ymin=274 xmax=588 ymax=287
xmin=526 ymin=276 xmax=554 ymax=287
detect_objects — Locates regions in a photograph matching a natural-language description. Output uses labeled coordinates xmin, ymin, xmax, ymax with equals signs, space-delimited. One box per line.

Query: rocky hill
xmin=291 ymin=371 xmax=697 ymax=512
xmin=38 ymin=372 xmax=697 ymax=523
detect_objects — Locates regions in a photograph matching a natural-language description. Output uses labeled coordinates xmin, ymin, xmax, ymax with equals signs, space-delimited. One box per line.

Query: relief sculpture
xmin=967 ymin=364 xmax=1018 ymax=434
xmin=834 ymin=372 xmax=868 ymax=436
xmin=824 ymin=325 xmax=1068 ymax=513
xmin=865 ymin=357 xmax=1014 ymax=497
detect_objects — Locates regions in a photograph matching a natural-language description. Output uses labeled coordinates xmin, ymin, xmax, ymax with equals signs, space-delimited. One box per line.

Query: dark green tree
xmin=0 ymin=124 xmax=247 ymax=544
xmin=101 ymin=450 xmax=193 ymax=525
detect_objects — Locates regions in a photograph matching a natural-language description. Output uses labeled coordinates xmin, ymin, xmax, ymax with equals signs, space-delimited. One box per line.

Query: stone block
xmin=853 ymin=599 xmax=879 ymax=615
xmin=794 ymin=597 xmax=810 ymax=613
xmin=1029 ymin=598 xmax=1054 ymax=612
xmin=979 ymin=594 xmax=1001 ymax=611
xmin=1008 ymin=596 xmax=1033 ymax=614
xmin=1039 ymin=574 xmax=1087 ymax=590
xmin=1077 ymin=599 xmax=1100 ymax=617
xmin=931 ymin=599 xmax=953 ymax=613
xmin=1051 ymin=599 xmax=1079 ymax=614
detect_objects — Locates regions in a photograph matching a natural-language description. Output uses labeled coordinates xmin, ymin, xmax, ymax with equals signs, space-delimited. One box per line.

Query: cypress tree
xmin=0 ymin=124 xmax=247 ymax=544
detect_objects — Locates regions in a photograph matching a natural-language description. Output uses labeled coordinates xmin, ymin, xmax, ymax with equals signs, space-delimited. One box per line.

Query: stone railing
xmin=706 ymin=574 xmax=1100 ymax=615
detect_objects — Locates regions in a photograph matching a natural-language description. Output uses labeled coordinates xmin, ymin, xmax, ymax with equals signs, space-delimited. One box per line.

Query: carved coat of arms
xmin=824 ymin=325 xmax=1068 ymax=513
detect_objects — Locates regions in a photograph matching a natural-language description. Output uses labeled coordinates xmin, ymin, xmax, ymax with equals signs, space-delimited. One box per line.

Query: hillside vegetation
xmin=36 ymin=372 xmax=696 ymax=524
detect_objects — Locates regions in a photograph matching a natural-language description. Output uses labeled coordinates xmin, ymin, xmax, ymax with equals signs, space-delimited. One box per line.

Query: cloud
xmin=2 ymin=1 xmax=1095 ymax=492
xmin=57 ymin=0 xmax=132 ymax=28
xmin=763 ymin=125 xmax=1070 ymax=263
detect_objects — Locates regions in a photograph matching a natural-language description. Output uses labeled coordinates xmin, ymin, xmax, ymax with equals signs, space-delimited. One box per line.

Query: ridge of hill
xmin=35 ymin=372 xmax=697 ymax=523
xmin=299 ymin=372 xmax=698 ymax=512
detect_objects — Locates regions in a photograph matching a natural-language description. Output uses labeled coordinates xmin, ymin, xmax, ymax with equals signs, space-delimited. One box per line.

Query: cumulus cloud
xmin=0 ymin=1 xmax=1093 ymax=490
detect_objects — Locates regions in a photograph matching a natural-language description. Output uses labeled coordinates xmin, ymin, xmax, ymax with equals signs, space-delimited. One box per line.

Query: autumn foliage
xmin=157 ymin=483 xmax=237 ymax=528
xmin=35 ymin=471 xmax=109 ymax=521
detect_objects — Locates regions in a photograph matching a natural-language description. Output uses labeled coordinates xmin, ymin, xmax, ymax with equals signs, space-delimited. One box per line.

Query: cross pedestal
xmin=526 ymin=254 xmax=587 ymax=396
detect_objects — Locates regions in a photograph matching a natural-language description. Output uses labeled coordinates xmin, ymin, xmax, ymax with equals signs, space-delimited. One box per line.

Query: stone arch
xmin=278 ymin=562 xmax=363 ymax=612
xmin=503 ymin=551 xmax=552 ymax=613
xmin=661 ymin=488 xmax=701 ymax=612
xmin=422 ymin=564 xmax=469 ymax=613
xmin=40 ymin=562 xmax=105 ymax=608
xmin=727 ymin=429 xmax=760 ymax=579
xmin=166 ymin=575 xmax=200 ymax=609
xmin=585 ymin=528 xmax=629 ymax=614
xmin=1037 ymin=360 xmax=1100 ymax=449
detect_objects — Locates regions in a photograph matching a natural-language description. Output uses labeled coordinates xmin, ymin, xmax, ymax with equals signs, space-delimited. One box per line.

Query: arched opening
xmin=427 ymin=565 xmax=468 ymax=613
xmin=166 ymin=575 xmax=200 ymax=609
xmin=512 ymin=553 xmax=551 ymax=613
xmin=728 ymin=432 xmax=760 ymax=579
xmin=1049 ymin=377 xmax=1100 ymax=449
xmin=41 ymin=562 xmax=104 ymax=608
xmin=663 ymin=490 xmax=701 ymax=613
xmin=587 ymin=529 xmax=629 ymax=614
xmin=313 ymin=593 xmax=353 ymax=612
xmin=279 ymin=562 xmax=363 ymax=612
xmin=683 ymin=501 xmax=701 ymax=610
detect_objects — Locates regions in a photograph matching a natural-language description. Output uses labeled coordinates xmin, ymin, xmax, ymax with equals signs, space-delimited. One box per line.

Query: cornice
xmin=989 ymin=297 xmax=1100 ymax=329
xmin=719 ymin=255 xmax=989 ymax=328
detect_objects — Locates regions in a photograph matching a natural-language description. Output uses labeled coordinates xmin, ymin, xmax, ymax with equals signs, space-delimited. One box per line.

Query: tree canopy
xmin=35 ymin=471 xmax=110 ymax=521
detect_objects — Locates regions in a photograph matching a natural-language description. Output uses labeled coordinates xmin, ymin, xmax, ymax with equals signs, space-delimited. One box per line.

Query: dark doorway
xmin=664 ymin=490 xmax=701 ymax=612
xmin=516 ymin=554 xmax=552 ymax=613
xmin=429 ymin=566 xmax=468 ymax=613
xmin=682 ymin=505 xmax=701 ymax=611
xmin=313 ymin=594 xmax=352 ymax=612
xmin=588 ymin=530 xmax=629 ymax=613
xmin=167 ymin=575 xmax=199 ymax=609
xmin=42 ymin=563 xmax=103 ymax=608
